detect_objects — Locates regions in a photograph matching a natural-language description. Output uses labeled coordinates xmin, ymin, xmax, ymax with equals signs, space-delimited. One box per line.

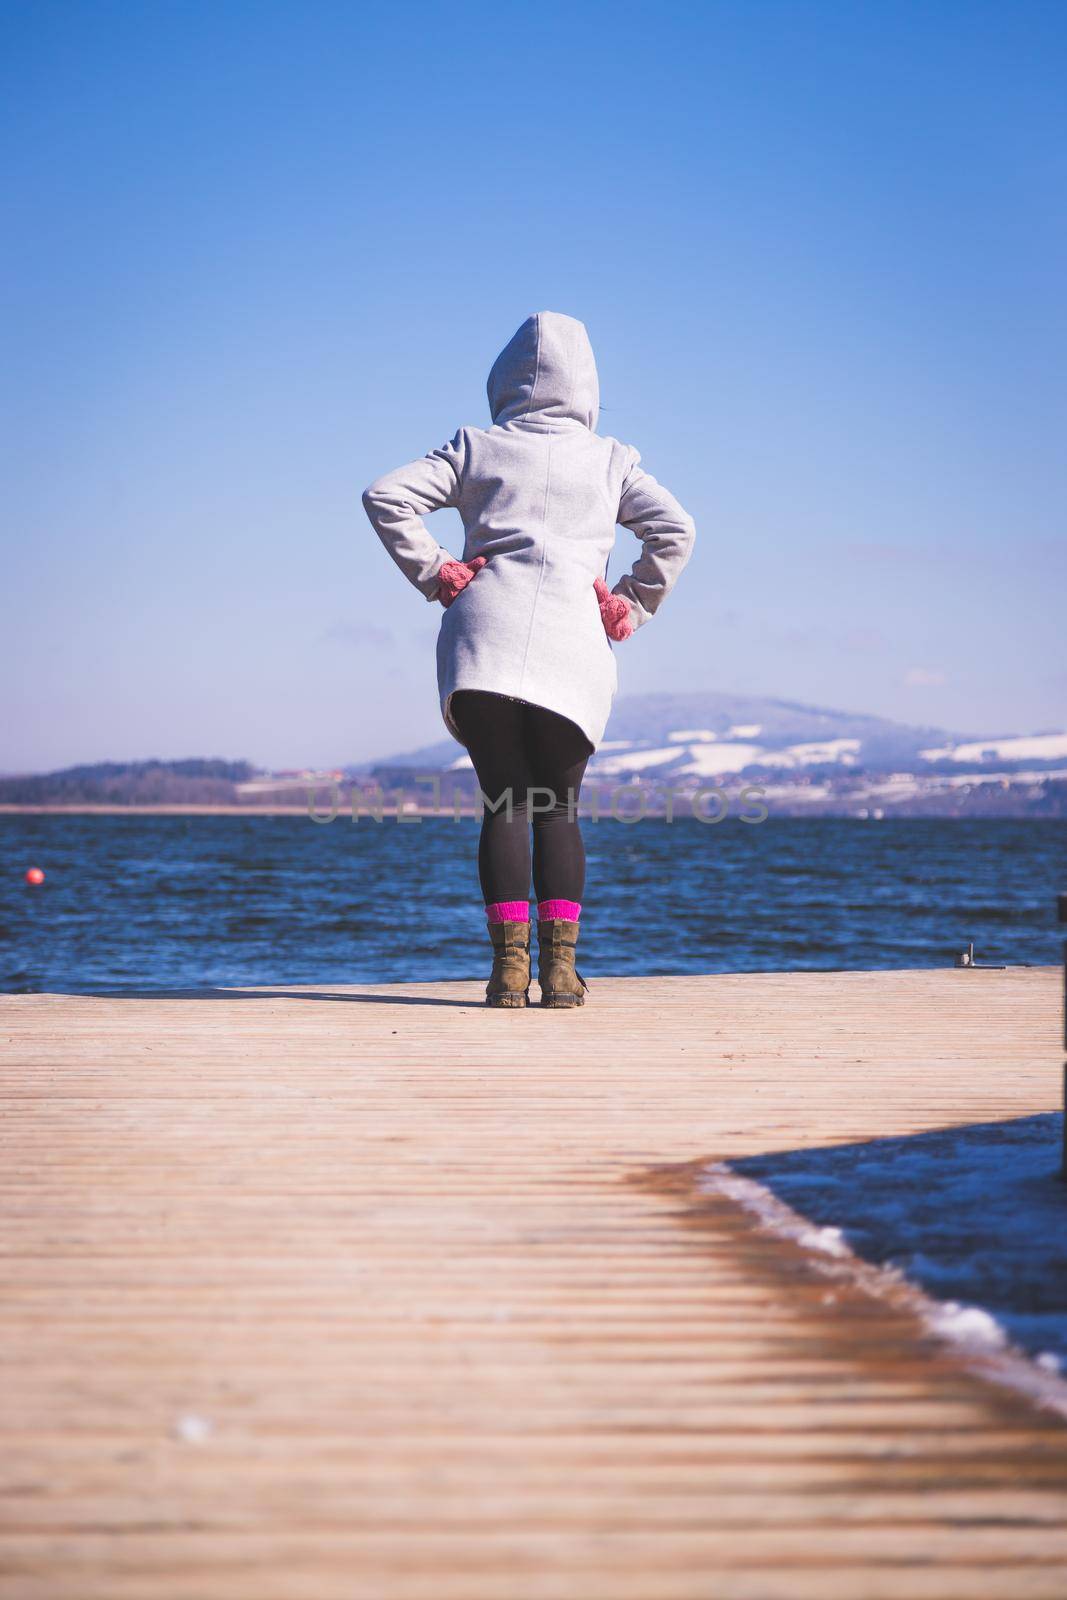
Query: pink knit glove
xmin=594 ymin=577 xmax=634 ymax=641
xmin=437 ymin=556 xmax=487 ymax=608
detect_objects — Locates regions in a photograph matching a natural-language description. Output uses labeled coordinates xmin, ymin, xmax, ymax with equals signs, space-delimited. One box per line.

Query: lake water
xmin=1 ymin=815 xmax=1063 ymax=992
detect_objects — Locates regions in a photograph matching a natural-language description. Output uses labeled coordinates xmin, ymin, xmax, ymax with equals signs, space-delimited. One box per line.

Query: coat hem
xmin=442 ymin=685 xmax=603 ymax=754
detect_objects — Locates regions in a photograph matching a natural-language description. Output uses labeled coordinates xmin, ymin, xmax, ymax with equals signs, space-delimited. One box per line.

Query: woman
xmin=362 ymin=311 xmax=695 ymax=1008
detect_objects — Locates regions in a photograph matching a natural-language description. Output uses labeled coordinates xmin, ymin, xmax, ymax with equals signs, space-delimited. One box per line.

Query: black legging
xmin=450 ymin=690 xmax=592 ymax=905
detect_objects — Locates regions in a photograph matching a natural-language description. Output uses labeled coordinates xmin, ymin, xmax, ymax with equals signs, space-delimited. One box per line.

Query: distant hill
xmin=0 ymin=758 xmax=257 ymax=806
xmin=351 ymin=691 xmax=957 ymax=774
xmin=354 ymin=691 xmax=1067 ymax=776
xmin=349 ymin=691 xmax=1067 ymax=817
xmin=593 ymin=691 xmax=949 ymax=755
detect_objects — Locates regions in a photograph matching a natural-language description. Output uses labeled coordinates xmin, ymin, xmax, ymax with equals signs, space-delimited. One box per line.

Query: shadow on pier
xmin=77 ymin=985 xmax=478 ymax=1007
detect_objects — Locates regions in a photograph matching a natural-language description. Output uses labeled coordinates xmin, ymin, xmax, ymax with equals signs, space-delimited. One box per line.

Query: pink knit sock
xmin=537 ymin=899 xmax=581 ymax=922
xmin=486 ymin=900 xmax=530 ymax=924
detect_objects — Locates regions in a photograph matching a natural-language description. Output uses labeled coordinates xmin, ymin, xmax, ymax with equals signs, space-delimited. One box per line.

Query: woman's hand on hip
xmin=437 ymin=556 xmax=487 ymax=608
xmin=594 ymin=577 xmax=634 ymax=641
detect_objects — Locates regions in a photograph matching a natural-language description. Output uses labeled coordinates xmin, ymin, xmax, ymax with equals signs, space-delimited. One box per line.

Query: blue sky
xmin=2 ymin=0 xmax=1064 ymax=771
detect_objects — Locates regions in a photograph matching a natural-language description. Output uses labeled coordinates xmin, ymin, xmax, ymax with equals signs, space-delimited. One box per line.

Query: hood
xmin=487 ymin=311 xmax=599 ymax=430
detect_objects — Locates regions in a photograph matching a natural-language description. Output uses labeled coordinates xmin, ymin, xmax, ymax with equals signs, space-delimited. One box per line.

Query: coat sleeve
xmin=612 ymin=447 xmax=696 ymax=630
xmin=362 ymin=429 xmax=469 ymax=601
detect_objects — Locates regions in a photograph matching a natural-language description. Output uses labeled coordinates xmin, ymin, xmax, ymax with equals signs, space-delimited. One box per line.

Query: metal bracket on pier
xmin=953 ymin=941 xmax=1006 ymax=970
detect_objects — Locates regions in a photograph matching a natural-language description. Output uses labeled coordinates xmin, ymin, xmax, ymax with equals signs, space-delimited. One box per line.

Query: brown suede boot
xmin=486 ymin=919 xmax=531 ymax=1008
xmin=536 ymin=919 xmax=587 ymax=1008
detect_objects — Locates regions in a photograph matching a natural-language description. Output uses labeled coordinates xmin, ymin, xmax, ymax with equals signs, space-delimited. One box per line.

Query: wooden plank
xmin=1 ymin=968 xmax=1064 ymax=1598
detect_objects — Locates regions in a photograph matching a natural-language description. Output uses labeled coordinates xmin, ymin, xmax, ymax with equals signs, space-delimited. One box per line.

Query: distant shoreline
xmin=1 ymin=803 xmax=1061 ymax=821
xmin=0 ymin=803 xmax=469 ymax=818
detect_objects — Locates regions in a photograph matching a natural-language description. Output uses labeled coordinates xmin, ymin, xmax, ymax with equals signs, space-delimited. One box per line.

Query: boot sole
xmin=540 ymin=994 xmax=584 ymax=1008
xmin=486 ymin=994 xmax=528 ymax=1008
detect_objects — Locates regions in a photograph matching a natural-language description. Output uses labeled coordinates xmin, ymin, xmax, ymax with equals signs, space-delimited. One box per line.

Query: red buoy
xmin=25 ymin=867 xmax=45 ymax=886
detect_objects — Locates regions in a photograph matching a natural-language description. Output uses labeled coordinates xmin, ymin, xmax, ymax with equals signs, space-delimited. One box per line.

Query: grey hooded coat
xmin=362 ymin=311 xmax=696 ymax=751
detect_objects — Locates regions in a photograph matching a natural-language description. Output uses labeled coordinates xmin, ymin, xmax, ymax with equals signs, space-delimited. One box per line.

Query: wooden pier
xmin=2 ymin=967 xmax=1065 ymax=1598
